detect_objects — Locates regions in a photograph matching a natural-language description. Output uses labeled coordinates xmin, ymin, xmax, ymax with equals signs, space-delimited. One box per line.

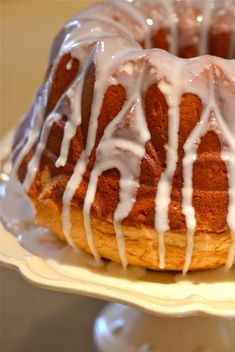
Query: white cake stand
xmin=1 ymin=133 xmax=235 ymax=352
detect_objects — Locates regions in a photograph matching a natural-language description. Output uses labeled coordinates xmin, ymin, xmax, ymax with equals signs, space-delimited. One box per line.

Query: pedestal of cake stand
xmin=94 ymin=303 xmax=235 ymax=352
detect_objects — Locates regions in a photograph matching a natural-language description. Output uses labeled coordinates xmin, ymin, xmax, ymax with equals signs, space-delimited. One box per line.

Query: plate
xmin=1 ymin=132 xmax=235 ymax=318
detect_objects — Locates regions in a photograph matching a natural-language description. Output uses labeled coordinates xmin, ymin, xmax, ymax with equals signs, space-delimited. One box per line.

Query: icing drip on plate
xmin=12 ymin=0 xmax=235 ymax=272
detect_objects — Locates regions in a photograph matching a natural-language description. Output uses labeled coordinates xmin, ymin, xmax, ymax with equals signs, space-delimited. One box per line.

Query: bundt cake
xmin=12 ymin=0 xmax=235 ymax=273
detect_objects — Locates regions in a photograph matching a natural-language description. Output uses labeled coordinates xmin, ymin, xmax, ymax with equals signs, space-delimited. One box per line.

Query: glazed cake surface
xmin=12 ymin=0 xmax=235 ymax=272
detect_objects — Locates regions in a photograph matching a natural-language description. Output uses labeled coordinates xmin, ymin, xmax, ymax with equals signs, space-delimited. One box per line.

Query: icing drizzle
xmin=13 ymin=0 xmax=235 ymax=272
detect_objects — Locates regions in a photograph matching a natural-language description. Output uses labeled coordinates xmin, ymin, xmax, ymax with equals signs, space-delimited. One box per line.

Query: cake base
xmin=35 ymin=197 xmax=233 ymax=271
xmin=1 ymin=132 xmax=235 ymax=319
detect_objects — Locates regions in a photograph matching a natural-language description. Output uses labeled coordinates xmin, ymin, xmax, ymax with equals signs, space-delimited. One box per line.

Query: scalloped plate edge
xmin=1 ymin=240 xmax=235 ymax=319
xmin=1 ymin=131 xmax=235 ymax=319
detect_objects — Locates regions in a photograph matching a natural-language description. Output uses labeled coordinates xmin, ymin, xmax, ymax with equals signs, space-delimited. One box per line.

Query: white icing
xmin=181 ymin=58 xmax=235 ymax=273
xmin=61 ymin=39 xmax=141 ymax=251
xmin=109 ymin=0 xmax=152 ymax=48
xmin=55 ymin=47 xmax=97 ymax=168
xmin=66 ymin=58 xmax=73 ymax=70
xmin=12 ymin=0 xmax=235 ymax=273
xmin=154 ymin=56 xmax=184 ymax=269
xmin=198 ymin=0 xmax=214 ymax=55
xmin=83 ymin=61 xmax=150 ymax=267
xmin=74 ymin=8 xmax=135 ymax=41
xmin=11 ymin=67 xmax=55 ymax=177
xmin=165 ymin=0 xmax=178 ymax=55
xmin=22 ymin=112 xmax=61 ymax=190
xmin=181 ymin=67 xmax=214 ymax=274
xmin=12 ymin=95 xmax=44 ymax=176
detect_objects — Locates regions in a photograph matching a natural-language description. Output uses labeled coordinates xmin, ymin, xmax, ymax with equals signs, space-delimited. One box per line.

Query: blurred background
xmin=1 ymin=0 xmax=101 ymax=137
xmin=1 ymin=1 xmax=106 ymax=352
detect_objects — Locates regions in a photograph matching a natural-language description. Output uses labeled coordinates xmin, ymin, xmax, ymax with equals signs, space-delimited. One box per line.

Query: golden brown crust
xmin=16 ymin=66 xmax=230 ymax=233
xmin=21 ymin=83 xmax=229 ymax=234
xmin=35 ymin=196 xmax=233 ymax=271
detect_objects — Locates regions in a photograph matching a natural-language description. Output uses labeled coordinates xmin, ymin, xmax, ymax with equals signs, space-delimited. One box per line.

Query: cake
xmin=12 ymin=0 xmax=235 ymax=273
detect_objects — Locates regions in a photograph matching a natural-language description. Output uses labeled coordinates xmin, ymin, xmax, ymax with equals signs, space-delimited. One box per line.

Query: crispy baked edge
xmin=34 ymin=197 xmax=233 ymax=271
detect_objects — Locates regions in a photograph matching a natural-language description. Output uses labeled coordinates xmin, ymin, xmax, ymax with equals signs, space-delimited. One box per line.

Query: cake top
xmin=49 ymin=0 xmax=235 ymax=59
xmin=12 ymin=0 xmax=235 ymax=273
